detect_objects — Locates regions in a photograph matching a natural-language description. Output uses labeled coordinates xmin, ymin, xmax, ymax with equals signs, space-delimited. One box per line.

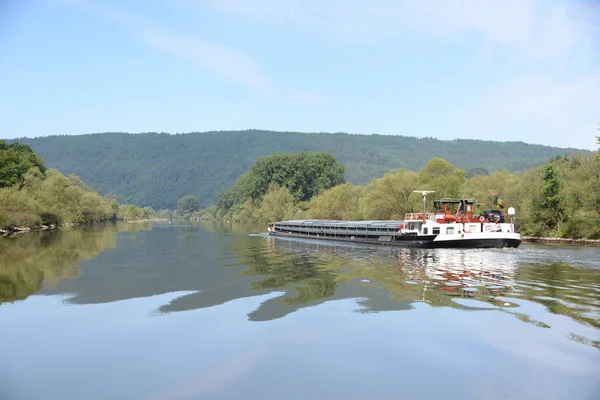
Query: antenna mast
xmin=413 ymin=190 xmax=435 ymax=220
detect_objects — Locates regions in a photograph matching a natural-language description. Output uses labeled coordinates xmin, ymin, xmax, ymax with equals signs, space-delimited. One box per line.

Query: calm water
xmin=1 ymin=221 xmax=599 ymax=400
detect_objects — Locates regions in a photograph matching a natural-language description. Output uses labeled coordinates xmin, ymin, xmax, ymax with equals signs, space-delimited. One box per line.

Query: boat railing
xmin=405 ymin=212 xmax=437 ymax=221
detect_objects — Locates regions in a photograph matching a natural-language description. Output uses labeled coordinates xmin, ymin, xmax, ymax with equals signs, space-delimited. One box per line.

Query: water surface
xmin=1 ymin=221 xmax=599 ymax=399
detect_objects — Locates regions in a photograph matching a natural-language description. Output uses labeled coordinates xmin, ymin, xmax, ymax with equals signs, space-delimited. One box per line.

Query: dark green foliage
xmin=541 ymin=161 xmax=563 ymax=209
xmin=0 ymin=140 xmax=46 ymax=188
xmin=466 ymin=167 xmax=490 ymax=178
xmin=216 ymin=152 xmax=345 ymax=216
xmin=538 ymin=161 xmax=564 ymax=231
xmin=9 ymin=131 xmax=589 ymax=210
xmin=245 ymin=152 xmax=345 ymax=202
xmin=40 ymin=212 xmax=61 ymax=226
xmin=177 ymin=195 xmax=200 ymax=216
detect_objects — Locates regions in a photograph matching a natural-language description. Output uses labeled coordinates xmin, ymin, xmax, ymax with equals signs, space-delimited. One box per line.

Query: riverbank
xmin=0 ymin=219 xmax=169 ymax=237
xmin=0 ymin=223 xmax=69 ymax=237
xmin=4 ymin=223 xmax=599 ymax=246
xmin=522 ymin=236 xmax=600 ymax=246
xmin=125 ymin=218 xmax=170 ymax=223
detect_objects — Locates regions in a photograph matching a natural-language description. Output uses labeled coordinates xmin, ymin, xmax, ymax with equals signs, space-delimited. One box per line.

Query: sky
xmin=0 ymin=0 xmax=599 ymax=150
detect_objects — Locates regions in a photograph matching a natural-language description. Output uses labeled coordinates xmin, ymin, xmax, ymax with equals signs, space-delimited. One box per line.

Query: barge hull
xmin=267 ymin=231 xmax=520 ymax=249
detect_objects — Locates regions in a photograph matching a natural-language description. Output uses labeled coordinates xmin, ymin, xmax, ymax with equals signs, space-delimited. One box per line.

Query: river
xmin=1 ymin=221 xmax=599 ymax=400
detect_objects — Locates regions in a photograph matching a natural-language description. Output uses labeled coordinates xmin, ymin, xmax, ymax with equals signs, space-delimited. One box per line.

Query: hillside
xmin=10 ymin=130 xmax=589 ymax=210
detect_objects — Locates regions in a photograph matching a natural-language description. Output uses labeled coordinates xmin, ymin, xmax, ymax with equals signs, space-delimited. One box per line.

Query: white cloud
xmin=53 ymin=0 xmax=334 ymax=104
xmin=52 ymin=0 xmax=275 ymax=96
xmin=202 ymin=0 xmax=600 ymax=149
xmin=142 ymin=32 xmax=274 ymax=95
xmin=202 ymin=0 xmax=598 ymax=57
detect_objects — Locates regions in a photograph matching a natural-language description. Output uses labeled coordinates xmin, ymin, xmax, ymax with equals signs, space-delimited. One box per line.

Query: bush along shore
xmin=1 ymin=140 xmax=160 ymax=236
xmin=1 ymin=222 xmax=75 ymax=237
xmin=1 ymin=216 xmax=171 ymax=237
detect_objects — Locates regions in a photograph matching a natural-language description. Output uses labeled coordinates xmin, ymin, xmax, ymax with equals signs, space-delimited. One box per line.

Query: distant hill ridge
xmin=9 ymin=130 xmax=590 ymax=209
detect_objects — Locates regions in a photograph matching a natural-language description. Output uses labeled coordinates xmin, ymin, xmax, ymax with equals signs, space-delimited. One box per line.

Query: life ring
xmin=479 ymin=215 xmax=485 ymax=222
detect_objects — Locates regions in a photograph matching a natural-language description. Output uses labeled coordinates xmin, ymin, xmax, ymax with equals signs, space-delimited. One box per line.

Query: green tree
xmin=359 ymin=169 xmax=420 ymax=220
xmin=0 ymin=140 xmax=46 ymax=189
xmin=233 ymin=199 xmax=258 ymax=223
xmin=461 ymin=169 xmax=520 ymax=210
xmin=308 ymin=183 xmax=364 ymax=220
xmin=216 ymin=151 xmax=345 ymax=216
xmin=177 ymin=195 xmax=200 ymax=217
xmin=596 ymin=134 xmax=600 ymax=164
xmin=120 ymin=205 xmax=145 ymax=221
xmin=8 ymin=131 xmax=586 ymax=210
xmin=247 ymin=152 xmax=345 ymax=202
xmin=0 ymin=141 xmax=148 ymax=229
xmin=420 ymin=157 xmax=455 ymax=177
xmin=256 ymin=184 xmax=294 ymax=222
xmin=537 ymin=160 xmax=565 ymax=233
xmin=418 ymin=158 xmax=465 ymax=199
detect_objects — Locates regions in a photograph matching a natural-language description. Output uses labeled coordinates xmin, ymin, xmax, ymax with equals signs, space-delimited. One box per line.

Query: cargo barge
xmin=267 ymin=191 xmax=521 ymax=249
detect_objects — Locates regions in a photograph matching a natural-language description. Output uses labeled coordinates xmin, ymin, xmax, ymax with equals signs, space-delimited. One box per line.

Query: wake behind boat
xmin=267 ymin=191 xmax=521 ymax=249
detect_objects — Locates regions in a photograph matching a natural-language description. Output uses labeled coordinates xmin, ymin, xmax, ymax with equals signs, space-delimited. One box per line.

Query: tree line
xmin=180 ymin=136 xmax=600 ymax=239
xmin=11 ymin=130 xmax=589 ymax=210
xmin=0 ymin=140 xmax=156 ymax=231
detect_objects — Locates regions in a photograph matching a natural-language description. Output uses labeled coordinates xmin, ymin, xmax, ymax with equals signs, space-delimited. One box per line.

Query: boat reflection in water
xmin=394 ymin=246 xmax=519 ymax=309
xmin=258 ymin=234 xmax=520 ymax=313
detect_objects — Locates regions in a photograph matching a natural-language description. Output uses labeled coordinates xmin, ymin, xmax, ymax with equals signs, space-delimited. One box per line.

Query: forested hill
xmin=11 ymin=130 xmax=589 ymax=210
